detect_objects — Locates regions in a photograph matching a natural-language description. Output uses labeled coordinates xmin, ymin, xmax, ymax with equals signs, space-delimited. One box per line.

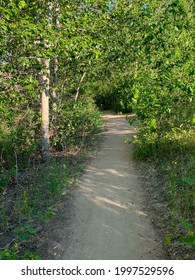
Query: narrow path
xmin=47 ymin=113 xmax=164 ymax=260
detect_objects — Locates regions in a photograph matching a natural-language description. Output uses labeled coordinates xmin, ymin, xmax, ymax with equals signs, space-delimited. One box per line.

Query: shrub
xmin=50 ymin=98 xmax=103 ymax=151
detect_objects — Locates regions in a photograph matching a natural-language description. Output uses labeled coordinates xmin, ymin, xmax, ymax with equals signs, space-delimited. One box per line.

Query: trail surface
xmin=46 ymin=113 xmax=164 ymax=260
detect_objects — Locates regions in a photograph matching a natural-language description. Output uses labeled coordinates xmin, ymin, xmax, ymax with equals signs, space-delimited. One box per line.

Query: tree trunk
xmin=52 ymin=56 xmax=58 ymax=112
xmin=41 ymin=2 xmax=53 ymax=160
xmin=75 ymin=71 xmax=87 ymax=103
xmin=41 ymin=58 xmax=50 ymax=161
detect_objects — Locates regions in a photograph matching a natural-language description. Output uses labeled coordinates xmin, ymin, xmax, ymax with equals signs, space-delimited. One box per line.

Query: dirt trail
xmin=46 ymin=113 xmax=164 ymax=260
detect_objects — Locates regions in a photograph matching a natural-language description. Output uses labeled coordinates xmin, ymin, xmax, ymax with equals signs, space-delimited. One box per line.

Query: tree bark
xmin=75 ymin=71 xmax=87 ymax=103
xmin=41 ymin=58 xmax=50 ymax=161
xmin=41 ymin=2 xmax=53 ymax=160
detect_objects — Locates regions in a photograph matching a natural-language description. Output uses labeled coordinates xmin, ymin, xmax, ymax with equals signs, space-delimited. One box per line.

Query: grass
xmin=0 ymin=137 xmax=98 ymax=259
xmin=134 ymin=128 xmax=195 ymax=259
xmin=0 ymin=101 xmax=102 ymax=260
xmin=164 ymin=155 xmax=195 ymax=252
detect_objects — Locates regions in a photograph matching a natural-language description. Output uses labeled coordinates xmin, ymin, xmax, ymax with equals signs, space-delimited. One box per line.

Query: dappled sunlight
xmin=105 ymin=168 xmax=130 ymax=177
xmin=102 ymin=223 xmax=124 ymax=237
xmin=59 ymin=114 xmax=163 ymax=260
xmin=76 ymin=164 xmax=149 ymax=223
xmin=90 ymin=202 xmax=121 ymax=215
xmin=93 ymin=196 xmax=129 ymax=209
xmin=83 ymin=165 xmax=137 ymax=180
xmin=135 ymin=210 xmax=148 ymax=217
xmin=104 ymin=129 xmax=135 ymax=136
xmin=79 ymin=181 xmax=148 ymax=218
xmin=84 ymin=168 xmax=105 ymax=176
xmin=102 ymin=112 xmax=136 ymax=119
xmin=85 ymin=165 xmax=132 ymax=178
xmin=101 ymin=116 xmax=136 ymax=139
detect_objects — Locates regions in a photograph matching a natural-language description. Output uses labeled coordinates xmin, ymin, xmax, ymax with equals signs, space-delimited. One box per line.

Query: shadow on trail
xmin=43 ymin=113 xmax=164 ymax=260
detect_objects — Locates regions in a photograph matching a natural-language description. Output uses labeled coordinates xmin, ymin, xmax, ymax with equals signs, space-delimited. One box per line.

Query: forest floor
xmin=40 ymin=112 xmax=166 ymax=260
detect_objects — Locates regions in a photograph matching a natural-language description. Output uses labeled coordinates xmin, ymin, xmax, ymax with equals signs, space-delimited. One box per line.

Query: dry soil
xmin=44 ymin=112 xmax=165 ymax=260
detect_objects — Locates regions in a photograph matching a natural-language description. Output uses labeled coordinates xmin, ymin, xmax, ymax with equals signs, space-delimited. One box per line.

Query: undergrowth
xmin=130 ymin=120 xmax=195 ymax=259
xmin=0 ymin=106 xmax=102 ymax=260
xmin=0 ymin=148 xmax=95 ymax=260
xmin=0 ymin=159 xmax=64 ymax=259
xmin=0 ymin=98 xmax=102 ymax=194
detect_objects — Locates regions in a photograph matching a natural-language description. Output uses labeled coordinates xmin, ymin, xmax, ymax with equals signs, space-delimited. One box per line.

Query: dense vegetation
xmin=0 ymin=0 xmax=194 ymax=259
xmin=0 ymin=0 xmax=104 ymax=259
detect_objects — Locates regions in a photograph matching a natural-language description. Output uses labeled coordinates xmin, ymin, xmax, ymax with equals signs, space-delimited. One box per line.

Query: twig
xmin=74 ymin=71 xmax=87 ymax=103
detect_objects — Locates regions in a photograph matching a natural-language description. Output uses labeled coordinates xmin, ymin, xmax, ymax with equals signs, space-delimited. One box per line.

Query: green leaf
xmin=25 ymin=84 xmax=34 ymax=91
xmin=28 ymin=228 xmax=36 ymax=235
xmin=0 ymin=251 xmax=11 ymax=260
xmin=18 ymin=233 xmax=29 ymax=240
xmin=150 ymin=118 xmax=157 ymax=128
xmin=181 ymin=219 xmax=193 ymax=231
xmin=95 ymin=51 xmax=100 ymax=59
xmin=182 ymin=177 xmax=195 ymax=186
xmin=134 ymin=90 xmax=139 ymax=99
xmin=179 ymin=235 xmax=195 ymax=245
xmin=19 ymin=0 xmax=26 ymax=9
xmin=165 ymin=235 xmax=171 ymax=245
xmin=0 ymin=20 xmax=7 ymax=31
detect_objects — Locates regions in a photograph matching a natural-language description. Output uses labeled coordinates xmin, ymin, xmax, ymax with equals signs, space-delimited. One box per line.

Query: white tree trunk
xmin=52 ymin=56 xmax=58 ymax=110
xmin=41 ymin=58 xmax=50 ymax=161
xmin=75 ymin=71 xmax=87 ymax=103
xmin=41 ymin=2 xmax=53 ymax=160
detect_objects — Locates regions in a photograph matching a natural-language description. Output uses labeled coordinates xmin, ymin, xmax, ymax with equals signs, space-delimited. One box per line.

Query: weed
xmin=132 ymin=121 xmax=195 ymax=258
xmin=0 ymin=245 xmax=41 ymax=260
xmin=0 ymin=244 xmax=19 ymax=260
xmin=0 ymin=132 xmax=99 ymax=259
xmin=13 ymin=224 xmax=37 ymax=241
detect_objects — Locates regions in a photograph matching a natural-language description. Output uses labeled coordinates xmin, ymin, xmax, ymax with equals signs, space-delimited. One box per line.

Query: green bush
xmin=0 ymin=107 xmax=40 ymax=193
xmin=50 ymin=98 xmax=103 ymax=151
